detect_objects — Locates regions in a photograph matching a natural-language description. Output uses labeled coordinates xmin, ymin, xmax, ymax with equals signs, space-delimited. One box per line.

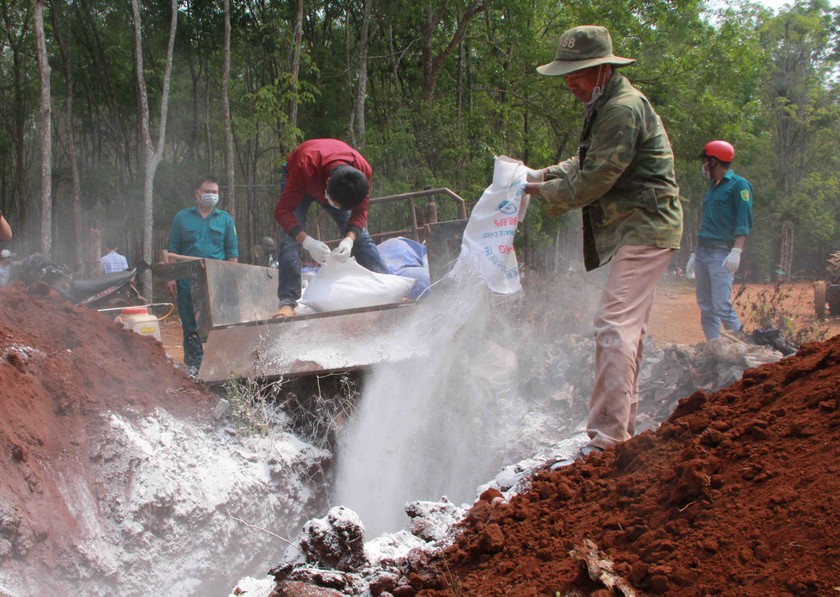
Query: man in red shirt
xmin=273 ymin=138 xmax=387 ymax=317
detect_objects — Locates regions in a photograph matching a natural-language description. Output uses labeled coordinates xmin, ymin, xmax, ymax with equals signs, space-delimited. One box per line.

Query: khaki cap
xmin=537 ymin=25 xmax=635 ymax=76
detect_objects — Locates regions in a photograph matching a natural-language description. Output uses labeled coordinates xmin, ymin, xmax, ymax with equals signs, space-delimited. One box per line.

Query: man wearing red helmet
xmin=694 ymin=140 xmax=753 ymax=340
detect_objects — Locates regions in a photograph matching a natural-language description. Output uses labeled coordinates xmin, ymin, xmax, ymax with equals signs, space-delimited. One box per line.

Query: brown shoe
xmin=272 ymin=305 xmax=295 ymax=319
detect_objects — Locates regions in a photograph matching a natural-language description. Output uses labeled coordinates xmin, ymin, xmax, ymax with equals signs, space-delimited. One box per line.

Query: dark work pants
xmin=276 ymin=195 xmax=388 ymax=308
xmin=176 ymin=279 xmax=203 ymax=368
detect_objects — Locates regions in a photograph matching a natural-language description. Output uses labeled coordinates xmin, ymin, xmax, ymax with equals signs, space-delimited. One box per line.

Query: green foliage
xmin=733 ymin=282 xmax=829 ymax=345
xmin=1 ymin=0 xmax=837 ymax=282
xmin=247 ymin=73 xmax=317 ymax=146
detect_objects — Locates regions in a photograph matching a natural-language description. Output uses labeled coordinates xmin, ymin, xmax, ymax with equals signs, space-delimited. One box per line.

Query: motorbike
xmin=18 ymin=253 xmax=148 ymax=308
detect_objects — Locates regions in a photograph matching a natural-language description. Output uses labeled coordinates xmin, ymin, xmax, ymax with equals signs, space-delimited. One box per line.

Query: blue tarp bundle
xmin=377 ymin=237 xmax=430 ymax=299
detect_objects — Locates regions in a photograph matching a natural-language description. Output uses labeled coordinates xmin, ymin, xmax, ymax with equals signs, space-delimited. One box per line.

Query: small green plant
xmin=222 ymin=376 xmax=287 ymax=435
xmin=220 ymin=373 xmax=361 ymax=448
xmin=734 ymin=282 xmax=829 ymax=346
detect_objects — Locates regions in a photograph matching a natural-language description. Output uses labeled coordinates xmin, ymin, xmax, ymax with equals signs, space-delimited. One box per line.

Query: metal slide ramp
xmin=198 ymin=302 xmax=426 ymax=381
xmin=155 ymin=189 xmax=468 ymax=382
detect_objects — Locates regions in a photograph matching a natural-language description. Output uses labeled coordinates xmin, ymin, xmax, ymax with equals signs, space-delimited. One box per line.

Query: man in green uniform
xmin=523 ymin=25 xmax=683 ymax=457
xmin=694 ymin=140 xmax=753 ymax=340
xmin=166 ymin=175 xmax=239 ymax=373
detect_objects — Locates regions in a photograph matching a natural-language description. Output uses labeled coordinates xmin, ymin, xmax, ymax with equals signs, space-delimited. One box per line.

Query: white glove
xmin=685 ymin=253 xmax=695 ymax=279
xmin=525 ymin=167 xmax=545 ymax=182
xmin=302 ymin=235 xmax=331 ymax=264
xmin=722 ymin=248 xmax=741 ymax=274
xmin=332 ymin=237 xmax=354 ymax=263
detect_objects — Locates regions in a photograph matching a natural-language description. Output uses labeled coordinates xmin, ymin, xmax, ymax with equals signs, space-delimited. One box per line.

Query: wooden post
xmin=88 ymin=227 xmax=101 ymax=276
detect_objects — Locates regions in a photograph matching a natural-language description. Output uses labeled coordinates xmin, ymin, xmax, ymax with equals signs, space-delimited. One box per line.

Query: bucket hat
xmin=537 ymin=25 xmax=635 ymax=76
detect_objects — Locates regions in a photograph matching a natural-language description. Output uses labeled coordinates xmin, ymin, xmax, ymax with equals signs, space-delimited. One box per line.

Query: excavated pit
xmin=0 ymin=280 xmax=837 ymax=596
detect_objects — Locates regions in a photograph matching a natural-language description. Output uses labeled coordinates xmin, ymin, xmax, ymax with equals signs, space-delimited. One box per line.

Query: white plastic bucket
xmin=116 ymin=306 xmax=161 ymax=342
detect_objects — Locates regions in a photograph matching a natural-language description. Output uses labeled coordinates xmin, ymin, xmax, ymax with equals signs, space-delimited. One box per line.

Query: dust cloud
xmin=332 ymin=264 xmax=600 ymax=537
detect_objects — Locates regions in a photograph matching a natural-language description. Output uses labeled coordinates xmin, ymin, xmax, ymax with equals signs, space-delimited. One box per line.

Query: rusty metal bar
xmin=309 ymin=187 xmax=467 ymax=244
xmin=369 ymin=187 xmax=466 ymax=219
xmin=427 ymin=195 xmax=439 ymax=225
xmin=408 ymin=197 xmax=419 ymax=242
xmin=368 ymin=228 xmax=414 ymax=240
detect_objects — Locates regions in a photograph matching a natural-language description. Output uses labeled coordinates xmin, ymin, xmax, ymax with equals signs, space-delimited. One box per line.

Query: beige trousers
xmin=587 ymin=244 xmax=675 ymax=449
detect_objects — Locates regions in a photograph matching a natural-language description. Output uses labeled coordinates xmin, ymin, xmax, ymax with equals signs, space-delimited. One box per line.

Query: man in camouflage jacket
xmin=524 ymin=25 xmax=683 ymax=457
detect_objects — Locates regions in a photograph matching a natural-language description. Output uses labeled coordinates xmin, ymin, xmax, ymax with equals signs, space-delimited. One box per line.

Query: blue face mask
xmin=199 ymin=193 xmax=219 ymax=208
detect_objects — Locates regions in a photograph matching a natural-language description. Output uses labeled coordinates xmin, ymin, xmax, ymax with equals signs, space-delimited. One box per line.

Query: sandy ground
xmin=159 ymin=315 xmax=185 ymax=364
xmin=158 ymin=280 xmax=839 ymax=365
xmin=648 ymin=279 xmax=840 ymax=346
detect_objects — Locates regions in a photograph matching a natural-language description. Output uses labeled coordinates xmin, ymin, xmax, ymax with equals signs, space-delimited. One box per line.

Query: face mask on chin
xmin=586 ymin=87 xmax=603 ymax=107
xmin=324 ymin=191 xmax=341 ymax=210
xmin=700 ymin=165 xmax=712 ymax=181
xmin=199 ymin=193 xmax=219 ymax=208
xmin=585 ymin=65 xmax=609 ymax=107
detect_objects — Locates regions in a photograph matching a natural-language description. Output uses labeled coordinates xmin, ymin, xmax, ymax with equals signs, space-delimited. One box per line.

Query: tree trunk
xmin=289 ymin=0 xmax=303 ymax=131
xmin=346 ymin=7 xmax=354 ymax=145
xmin=421 ymin=0 xmax=485 ymax=99
xmin=35 ymin=0 xmax=52 ymax=257
xmin=354 ymin=0 xmax=373 ymax=148
xmin=131 ymin=0 xmax=178 ymax=299
xmin=2 ymin=2 xmax=32 ymax=234
xmin=188 ymin=60 xmax=199 ymax=161
xmin=222 ymin=0 xmax=236 ymax=219
xmin=50 ymin=0 xmax=85 ymax=273
xmin=779 ymin=221 xmax=794 ymax=281
xmin=387 ymin=24 xmax=402 ymax=97
xmin=204 ymin=64 xmax=213 ymax=172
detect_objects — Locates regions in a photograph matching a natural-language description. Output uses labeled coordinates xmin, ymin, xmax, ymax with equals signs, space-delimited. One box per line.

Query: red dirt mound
xmin=411 ymin=336 xmax=840 ymax=595
xmin=0 ymin=284 xmax=212 ymax=577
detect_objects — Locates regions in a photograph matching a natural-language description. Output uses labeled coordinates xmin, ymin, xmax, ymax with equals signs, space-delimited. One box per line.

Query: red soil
xmin=0 ymin=284 xmax=213 ymax=578
xmin=411 ymin=336 xmax=840 ymax=595
xmin=3 ymin=280 xmax=840 ymax=595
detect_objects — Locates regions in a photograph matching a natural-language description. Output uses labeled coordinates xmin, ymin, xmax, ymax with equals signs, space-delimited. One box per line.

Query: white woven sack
xmin=300 ymin=256 xmax=416 ymax=312
xmin=458 ymin=155 xmax=526 ymax=294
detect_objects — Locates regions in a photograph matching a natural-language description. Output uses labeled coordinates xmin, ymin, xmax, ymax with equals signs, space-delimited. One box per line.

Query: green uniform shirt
xmin=168 ymin=206 xmax=239 ymax=260
xmin=541 ymin=73 xmax=683 ymax=270
xmin=698 ymin=169 xmax=753 ymax=246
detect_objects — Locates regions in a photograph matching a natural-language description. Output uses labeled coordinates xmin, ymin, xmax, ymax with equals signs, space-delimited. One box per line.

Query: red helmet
xmin=700 ymin=140 xmax=735 ymax=162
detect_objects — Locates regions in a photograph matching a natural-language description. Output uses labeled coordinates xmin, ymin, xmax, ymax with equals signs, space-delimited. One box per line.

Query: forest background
xmin=0 ymin=0 xmax=838 ymax=297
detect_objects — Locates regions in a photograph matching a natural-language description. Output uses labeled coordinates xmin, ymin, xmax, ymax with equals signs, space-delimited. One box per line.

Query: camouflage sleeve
xmin=541 ymin=104 xmax=639 ymax=214
xmin=545 ymin=156 xmax=580 ymax=181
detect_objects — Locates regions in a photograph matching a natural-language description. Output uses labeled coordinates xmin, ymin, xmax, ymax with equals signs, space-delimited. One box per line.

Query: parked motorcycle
xmin=18 ymin=253 xmax=147 ymax=308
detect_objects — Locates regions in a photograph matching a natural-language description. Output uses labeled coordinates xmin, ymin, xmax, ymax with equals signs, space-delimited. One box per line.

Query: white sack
xmin=458 ymin=155 xmax=527 ymax=294
xmin=300 ymin=256 xmax=416 ymax=312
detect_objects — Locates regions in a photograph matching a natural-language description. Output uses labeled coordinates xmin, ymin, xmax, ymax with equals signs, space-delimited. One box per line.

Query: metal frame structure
xmin=155 ymin=188 xmax=470 ymax=381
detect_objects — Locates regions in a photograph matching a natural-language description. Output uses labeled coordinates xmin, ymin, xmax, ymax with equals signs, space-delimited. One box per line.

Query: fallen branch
xmin=225 ymin=508 xmax=293 ymax=545
xmin=570 ymin=539 xmax=637 ymax=597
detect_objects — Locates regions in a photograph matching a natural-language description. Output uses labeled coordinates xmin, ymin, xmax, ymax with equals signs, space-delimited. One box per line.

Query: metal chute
xmin=155 ymin=189 xmax=468 ymax=381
